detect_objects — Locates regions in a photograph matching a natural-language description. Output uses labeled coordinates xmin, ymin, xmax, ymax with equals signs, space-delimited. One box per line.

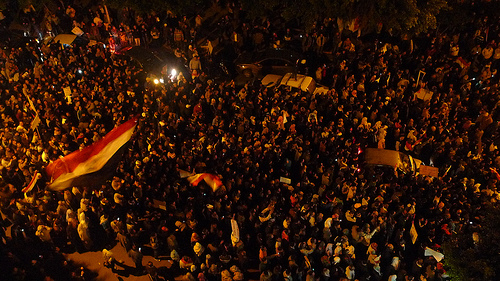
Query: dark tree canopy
xmin=444 ymin=203 xmax=500 ymax=281
xmin=240 ymin=0 xmax=448 ymax=34
xmin=105 ymin=0 xmax=205 ymax=16
xmin=0 ymin=0 xmax=463 ymax=36
xmin=0 ymin=0 xmax=205 ymax=16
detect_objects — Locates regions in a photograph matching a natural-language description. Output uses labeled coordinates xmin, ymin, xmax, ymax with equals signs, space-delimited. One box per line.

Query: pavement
xmin=66 ymin=243 xmax=174 ymax=281
xmin=1 ymin=211 xmax=174 ymax=281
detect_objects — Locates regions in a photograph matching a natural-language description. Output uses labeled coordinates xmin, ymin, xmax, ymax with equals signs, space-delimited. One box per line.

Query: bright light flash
xmin=154 ymin=79 xmax=159 ymax=84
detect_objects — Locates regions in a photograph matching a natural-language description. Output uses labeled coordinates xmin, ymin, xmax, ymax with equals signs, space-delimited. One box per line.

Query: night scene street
xmin=0 ymin=0 xmax=500 ymax=280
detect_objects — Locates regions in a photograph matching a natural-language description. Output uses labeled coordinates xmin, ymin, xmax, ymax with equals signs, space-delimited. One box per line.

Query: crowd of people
xmin=1 ymin=0 xmax=500 ymax=281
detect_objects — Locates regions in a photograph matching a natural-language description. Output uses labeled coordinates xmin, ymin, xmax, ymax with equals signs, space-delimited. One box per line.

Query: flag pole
xmin=104 ymin=3 xmax=111 ymax=24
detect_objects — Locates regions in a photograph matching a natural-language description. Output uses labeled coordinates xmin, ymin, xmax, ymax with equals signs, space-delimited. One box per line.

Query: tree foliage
xmin=240 ymin=0 xmax=448 ymax=35
xmin=0 ymin=0 xmax=450 ymax=35
xmin=105 ymin=0 xmax=171 ymax=14
xmin=105 ymin=0 xmax=205 ymax=16
xmin=443 ymin=203 xmax=500 ymax=281
xmin=0 ymin=0 xmax=51 ymax=12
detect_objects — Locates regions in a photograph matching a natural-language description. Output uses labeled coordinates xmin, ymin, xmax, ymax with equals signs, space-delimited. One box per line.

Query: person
xmin=36 ymin=224 xmax=53 ymax=250
xmin=174 ymin=28 xmax=185 ymax=49
xmin=345 ymin=264 xmax=355 ymax=280
xmin=66 ymin=5 xmax=76 ymax=19
xmin=0 ymin=214 xmax=7 ymax=245
xmin=195 ymin=15 xmax=203 ymax=29
xmin=77 ymin=213 xmax=93 ymax=251
xmin=102 ymin=248 xmax=116 ymax=269
xmin=117 ymin=229 xmax=131 ymax=252
xmin=133 ymin=25 xmax=141 ymax=46
xmin=316 ymin=33 xmax=326 ymax=54
xmin=482 ymin=44 xmax=494 ymax=61
xmin=189 ymin=55 xmax=202 ymax=73
xmin=150 ymin=232 xmax=160 ymax=261
xmin=146 ymin=261 xmax=159 ymax=281
xmin=150 ymin=27 xmax=161 ymax=47
xmin=128 ymin=245 xmax=144 ymax=274
xmin=302 ymin=33 xmax=313 ymax=52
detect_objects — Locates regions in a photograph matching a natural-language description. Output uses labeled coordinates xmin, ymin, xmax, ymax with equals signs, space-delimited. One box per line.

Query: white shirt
xmin=345 ymin=266 xmax=355 ymax=280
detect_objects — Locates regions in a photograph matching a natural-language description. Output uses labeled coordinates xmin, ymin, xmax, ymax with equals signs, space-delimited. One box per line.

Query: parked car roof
xmin=0 ymin=28 xmax=38 ymax=49
xmin=116 ymin=46 xmax=190 ymax=80
xmin=45 ymin=34 xmax=97 ymax=48
xmin=52 ymin=34 xmax=77 ymax=45
xmin=261 ymin=73 xmax=329 ymax=95
xmin=363 ymin=148 xmax=421 ymax=175
xmin=235 ymin=48 xmax=301 ymax=65
xmin=117 ymin=46 xmax=164 ymax=73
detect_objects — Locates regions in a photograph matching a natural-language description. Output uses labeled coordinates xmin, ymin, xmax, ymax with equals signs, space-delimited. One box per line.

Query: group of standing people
xmin=0 ymin=1 xmax=500 ymax=281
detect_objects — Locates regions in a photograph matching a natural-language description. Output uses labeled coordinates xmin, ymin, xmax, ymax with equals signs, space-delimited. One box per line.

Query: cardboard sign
xmin=280 ymin=177 xmax=291 ymax=184
xmin=31 ymin=115 xmax=41 ymax=130
xmin=414 ymin=88 xmax=433 ymax=101
xmin=63 ymin=86 xmax=72 ymax=104
xmin=419 ymin=165 xmax=439 ymax=178
xmin=152 ymin=199 xmax=167 ymax=210
xmin=72 ymin=27 xmax=84 ymax=36
xmin=63 ymin=86 xmax=72 ymax=97
xmin=425 ymin=247 xmax=444 ymax=262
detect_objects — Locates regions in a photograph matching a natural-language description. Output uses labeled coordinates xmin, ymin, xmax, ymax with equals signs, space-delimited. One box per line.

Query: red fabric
xmin=187 ymin=174 xmax=207 ymax=186
xmin=441 ymin=224 xmax=452 ymax=235
xmin=46 ymin=116 xmax=138 ymax=181
xmin=282 ymin=230 xmax=289 ymax=241
xmin=405 ymin=141 xmax=413 ymax=151
xmin=22 ymin=172 xmax=40 ymax=193
xmin=187 ymin=173 xmax=223 ymax=192
xmin=490 ymin=168 xmax=500 ymax=181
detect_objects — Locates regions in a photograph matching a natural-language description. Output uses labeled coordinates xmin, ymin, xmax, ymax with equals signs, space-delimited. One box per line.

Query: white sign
xmin=280 ymin=177 xmax=291 ymax=184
